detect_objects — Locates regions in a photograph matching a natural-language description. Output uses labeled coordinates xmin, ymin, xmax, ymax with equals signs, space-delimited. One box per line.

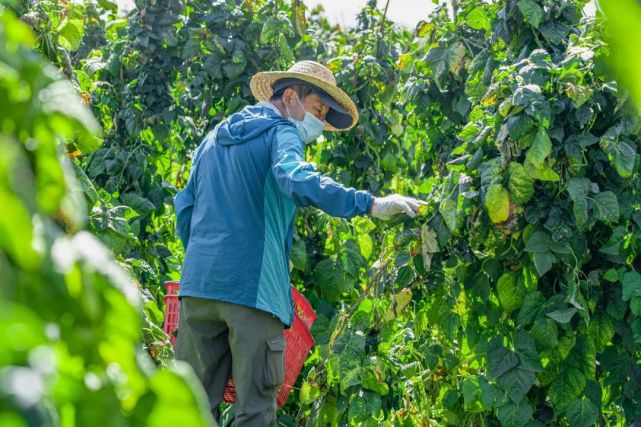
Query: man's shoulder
xmin=273 ymin=123 xmax=301 ymax=143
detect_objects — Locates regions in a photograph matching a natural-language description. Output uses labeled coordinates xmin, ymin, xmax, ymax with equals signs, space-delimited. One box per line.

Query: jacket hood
xmin=216 ymin=104 xmax=293 ymax=146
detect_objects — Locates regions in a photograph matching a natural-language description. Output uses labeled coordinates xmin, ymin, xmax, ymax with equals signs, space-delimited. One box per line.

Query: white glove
xmin=370 ymin=194 xmax=427 ymax=220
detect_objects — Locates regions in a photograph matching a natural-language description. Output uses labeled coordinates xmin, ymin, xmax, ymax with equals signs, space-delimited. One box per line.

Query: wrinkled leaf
xmin=485 ymin=184 xmax=510 ymax=223
xmin=546 ymin=307 xmax=577 ymax=324
xmin=593 ymin=191 xmax=619 ymax=223
xmin=622 ymin=271 xmax=641 ymax=301
xmin=517 ymin=0 xmax=545 ymax=28
xmin=508 ymin=162 xmax=534 ymax=204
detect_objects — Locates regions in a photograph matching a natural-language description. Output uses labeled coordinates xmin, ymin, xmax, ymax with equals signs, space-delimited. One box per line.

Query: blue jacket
xmin=174 ymin=103 xmax=374 ymax=326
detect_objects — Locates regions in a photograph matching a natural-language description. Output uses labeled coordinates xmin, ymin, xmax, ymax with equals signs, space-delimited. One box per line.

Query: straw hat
xmin=250 ymin=60 xmax=359 ymax=131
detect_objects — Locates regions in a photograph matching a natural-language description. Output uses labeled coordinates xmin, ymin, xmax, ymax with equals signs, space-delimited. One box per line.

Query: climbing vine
xmin=3 ymin=0 xmax=641 ymax=426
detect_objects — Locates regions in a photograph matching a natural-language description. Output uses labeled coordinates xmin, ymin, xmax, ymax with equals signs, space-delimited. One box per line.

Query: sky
xmin=116 ymin=0 xmax=598 ymax=30
xmin=114 ymin=0 xmax=437 ymax=28
xmin=305 ymin=0 xmax=437 ymax=28
xmin=304 ymin=0 xmax=599 ymax=28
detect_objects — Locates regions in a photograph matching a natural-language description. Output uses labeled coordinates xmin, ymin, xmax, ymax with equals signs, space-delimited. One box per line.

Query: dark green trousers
xmin=175 ymin=297 xmax=285 ymax=427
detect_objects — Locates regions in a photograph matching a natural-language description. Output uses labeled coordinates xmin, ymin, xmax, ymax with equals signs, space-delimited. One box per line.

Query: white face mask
xmin=285 ymin=93 xmax=325 ymax=144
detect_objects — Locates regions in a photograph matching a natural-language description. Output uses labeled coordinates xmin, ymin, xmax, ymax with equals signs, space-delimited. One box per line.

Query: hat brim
xmin=250 ymin=71 xmax=359 ymax=131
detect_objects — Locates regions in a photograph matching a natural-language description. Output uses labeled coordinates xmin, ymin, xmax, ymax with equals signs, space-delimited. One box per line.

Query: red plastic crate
xmin=162 ymin=281 xmax=316 ymax=407
xmin=162 ymin=281 xmax=180 ymax=347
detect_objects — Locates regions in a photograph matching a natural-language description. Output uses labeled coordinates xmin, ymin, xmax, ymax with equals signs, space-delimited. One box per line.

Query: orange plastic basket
xmin=162 ymin=281 xmax=316 ymax=407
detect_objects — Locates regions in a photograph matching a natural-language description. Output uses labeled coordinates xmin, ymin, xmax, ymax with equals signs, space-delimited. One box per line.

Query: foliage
xmin=0 ymin=6 xmax=213 ymax=426
xmin=293 ymin=0 xmax=641 ymax=425
xmin=5 ymin=0 xmax=641 ymax=426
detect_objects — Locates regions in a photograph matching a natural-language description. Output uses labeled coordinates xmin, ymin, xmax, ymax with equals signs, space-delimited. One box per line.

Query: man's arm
xmin=174 ymin=132 xmax=212 ymax=248
xmin=174 ymin=181 xmax=194 ymax=249
xmin=271 ymin=127 xmax=374 ymax=218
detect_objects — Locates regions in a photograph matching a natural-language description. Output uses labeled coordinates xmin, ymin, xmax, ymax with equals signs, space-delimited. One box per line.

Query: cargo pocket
xmin=263 ymin=334 xmax=285 ymax=388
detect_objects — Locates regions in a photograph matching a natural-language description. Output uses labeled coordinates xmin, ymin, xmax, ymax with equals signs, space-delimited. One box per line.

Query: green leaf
xmin=58 ymin=19 xmax=84 ymax=52
xmin=222 ymin=59 xmax=247 ymax=79
xmin=356 ymin=233 xmax=373 ymax=260
xmin=485 ymin=184 xmax=510 ymax=223
xmin=446 ymin=42 xmax=467 ymax=76
xmin=466 ymin=7 xmax=491 ymax=30
xmin=71 ymin=161 xmax=99 ymax=206
xmin=524 ymin=127 xmax=559 ymax=181
xmin=507 ymin=114 xmax=536 ymax=139
xmin=525 ymin=162 xmax=560 ymax=181
xmin=353 ymin=217 xmax=376 ymax=234
xmin=384 ymin=288 xmax=413 ymax=321
xmin=341 ymin=240 xmax=367 ymax=276
xmin=462 ymin=376 xmax=485 ymax=412
xmin=260 ymin=17 xmax=281 ymax=44
xmin=480 ymin=158 xmax=503 ymax=192
xmin=622 ymin=271 xmax=641 ymax=301
xmin=439 ymin=199 xmax=459 ymax=233
xmin=39 ymin=81 xmax=102 ymax=145
xmin=310 ymin=315 xmax=332 ymax=345
xmin=566 ymin=177 xmax=591 ymax=228
xmin=0 ymin=188 xmax=39 ymax=269
xmin=525 ymin=127 xmax=552 ymax=170
xmin=361 ymin=366 xmax=389 ymax=395
xmin=121 ymin=192 xmax=156 ymax=215
xmin=532 ymin=252 xmax=555 ymax=277
xmin=601 ymin=136 xmax=637 ymax=178
xmin=572 ymin=197 xmax=588 ymax=229
xmin=517 ymin=0 xmax=545 ymax=28
xmin=545 ymin=307 xmax=577 ymax=324
xmin=516 ymin=291 xmax=545 ymax=326
xmin=548 ymin=367 xmax=586 ymax=412
xmin=566 ymin=398 xmax=598 ymax=427
xmin=348 ymin=392 xmax=381 ymax=423
xmin=96 ymin=0 xmax=118 ymax=11
xmin=593 ymin=191 xmax=619 ymax=223
xmin=557 ymin=334 xmax=577 ymax=360
xmin=480 ymin=376 xmax=508 ymax=409
xmin=514 ymin=331 xmax=543 ymax=373
xmin=587 ymin=313 xmax=615 ymax=352
xmin=498 ymin=367 xmax=535 ymax=403
xmin=0 ymin=302 xmax=48 ymax=356
xmin=487 ymin=337 xmax=519 ymax=378
xmin=314 ymin=259 xmax=354 ymax=302
xmin=603 ymin=269 xmax=619 ymax=282
xmin=524 ymin=231 xmax=550 ymax=253
xmin=631 ymin=296 xmax=641 ymax=316
xmin=300 ymin=381 xmax=321 ymax=404
xmin=144 ymin=298 xmax=164 ymax=326
xmin=290 ymin=236 xmax=307 ymax=271
xmin=278 ymin=33 xmax=294 ymax=64
xmin=148 ymin=365 xmax=215 ymax=426
xmin=496 ymin=399 xmax=533 ymax=427
xmin=613 ymin=140 xmax=636 ymax=178
xmin=508 ymin=163 xmax=534 ymax=204
xmin=599 ymin=226 xmax=627 ymax=256
xmin=340 ymin=367 xmax=361 ymax=394
xmin=565 ymin=83 xmax=594 ymax=108
xmin=497 ymin=272 xmax=524 ymax=312
xmin=531 ymin=318 xmax=558 ymax=350
xmin=539 ymin=20 xmax=570 ymax=45
xmin=567 ymin=335 xmax=597 ymax=381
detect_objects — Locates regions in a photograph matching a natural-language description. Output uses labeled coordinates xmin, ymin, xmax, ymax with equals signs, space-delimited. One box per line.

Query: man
xmin=174 ymin=60 xmax=425 ymax=426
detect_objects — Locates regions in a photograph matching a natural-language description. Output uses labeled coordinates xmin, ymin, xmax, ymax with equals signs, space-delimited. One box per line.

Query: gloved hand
xmin=370 ymin=194 xmax=427 ymax=220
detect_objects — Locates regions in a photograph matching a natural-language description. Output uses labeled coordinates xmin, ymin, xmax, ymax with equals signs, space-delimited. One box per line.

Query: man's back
xmin=176 ymin=104 xmax=297 ymax=326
